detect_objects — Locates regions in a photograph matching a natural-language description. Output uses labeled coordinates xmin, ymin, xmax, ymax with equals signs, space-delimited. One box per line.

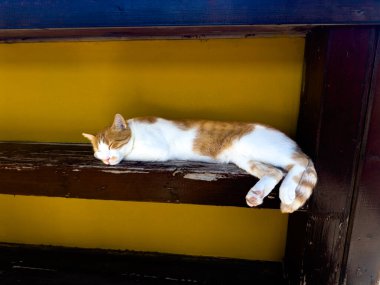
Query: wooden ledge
xmin=0 ymin=25 xmax=308 ymax=43
xmin=0 ymin=142 xmax=280 ymax=209
xmin=0 ymin=243 xmax=286 ymax=284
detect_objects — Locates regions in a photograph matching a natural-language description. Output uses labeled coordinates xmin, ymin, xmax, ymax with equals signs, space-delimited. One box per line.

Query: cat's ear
xmin=112 ymin=114 xmax=127 ymax=130
xmin=82 ymin=133 xmax=95 ymax=143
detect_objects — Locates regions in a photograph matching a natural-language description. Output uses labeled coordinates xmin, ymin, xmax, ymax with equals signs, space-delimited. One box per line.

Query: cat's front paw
xmin=109 ymin=159 xmax=122 ymax=165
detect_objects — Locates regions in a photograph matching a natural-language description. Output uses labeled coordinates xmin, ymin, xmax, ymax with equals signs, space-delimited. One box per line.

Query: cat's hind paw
xmin=279 ymin=186 xmax=296 ymax=205
xmin=280 ymin=201 xmax=301 ymax=213
xmin=245 ymin=190 xmax=264 ymax=207
xmin=280 ymin=187 xmax=313 ymax=213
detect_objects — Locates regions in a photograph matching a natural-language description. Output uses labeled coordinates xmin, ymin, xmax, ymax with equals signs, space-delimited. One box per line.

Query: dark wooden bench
xmin=0 ymin=142 xmax=280 ymax=208
xmin=1 ymin=1 xmax=380 ymax=284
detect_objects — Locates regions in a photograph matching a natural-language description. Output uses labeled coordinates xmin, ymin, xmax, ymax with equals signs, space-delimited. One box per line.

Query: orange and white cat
xmin=83 ymin=114 xmax=317 ymax=213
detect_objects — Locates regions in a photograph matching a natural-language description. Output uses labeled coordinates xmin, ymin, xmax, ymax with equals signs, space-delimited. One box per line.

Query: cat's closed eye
xmin=109 ymin=143 xmax=115 ymax=149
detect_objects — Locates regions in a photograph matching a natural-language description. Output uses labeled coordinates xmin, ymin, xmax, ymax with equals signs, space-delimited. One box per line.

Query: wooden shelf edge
xmin=0 ymin=142 xmax=282 ymax=209
xmin=0 ymin=242 xmax=286 ymax=285
xmin=0 ymin=25 xmax=309 ymax=43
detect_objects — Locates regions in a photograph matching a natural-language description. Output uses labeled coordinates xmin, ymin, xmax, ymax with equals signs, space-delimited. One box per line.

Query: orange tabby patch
xmin=306 ymin=166 xmax=318 ymax=179
xmin=172 ymin=119 xmax=198 ymax=131
xmin=284 ymin=164 xmax=294 ymax=171
xmin=292 ymin=174 xmax=302 ymax=184
xmin=249 ymin=160 xmax=283 ymax=180
xmin=299 ymin=180 xmax=316 ymax=190
xmin=134 ymin=117 xmax=158 ymax=124
xmin=192 ymin=121 xmax=255 ymax=158
xmin=292 ymin=151 xmax=309 ymax=167
xmin=94 ymin=127 xmax=131 ymax=150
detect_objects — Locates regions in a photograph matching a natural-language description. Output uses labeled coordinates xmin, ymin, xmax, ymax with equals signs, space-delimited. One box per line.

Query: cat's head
xmin=82 ymin=114 xmax=131 ymax=165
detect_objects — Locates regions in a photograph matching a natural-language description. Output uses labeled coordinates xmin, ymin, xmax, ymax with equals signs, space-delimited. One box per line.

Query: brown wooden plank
xmin=284 ymin=27 xmax=378 ymax=284
xmin=344 ymin=30 xmax=380 ymax=285
xmin=0 ymin=243 xmax=286 ymax=285
xmin=0 ymin=25 xmax=309 ymax=43
xmin=0 ymin=142 xmax=280 ymax=208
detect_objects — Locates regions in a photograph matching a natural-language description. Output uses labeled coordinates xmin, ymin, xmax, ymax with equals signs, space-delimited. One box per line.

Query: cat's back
xmin=129 ymin=117 xmax=198 ymax=143
xmin=130 ymin=116 xmax=194 ymax=132
xmin=128 ymin=117 xmax=294 ymax=163
xmin=130 ymin=117 xmax=290 ymax=147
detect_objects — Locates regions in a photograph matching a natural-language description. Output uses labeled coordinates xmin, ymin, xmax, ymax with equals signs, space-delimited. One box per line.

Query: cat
xmin=83 ymin=114 xmax=317 ymax=213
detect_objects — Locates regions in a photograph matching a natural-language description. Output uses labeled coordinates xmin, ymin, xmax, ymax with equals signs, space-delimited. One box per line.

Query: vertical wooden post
xmin=285 ymin=27 xmax=378 ymax=285
xmin=344 ymin=31 xmax=380 ymax=285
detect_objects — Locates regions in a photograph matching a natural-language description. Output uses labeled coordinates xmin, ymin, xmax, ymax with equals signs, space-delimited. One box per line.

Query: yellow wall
xmin=0 ymin=195 xmax=288 ymax=261
xmin=0 ymin=38 xmax=304 ymax=261
xmin=0 ymin=38 xmax=303 ymax=141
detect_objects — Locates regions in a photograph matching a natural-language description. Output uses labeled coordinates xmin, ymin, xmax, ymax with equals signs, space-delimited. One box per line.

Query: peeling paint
xmin=101 ymin=169 xmax=149 ymax=174
xmin=172 ymin=169 xmax=182 ymax=176
xmin=12 ymin=265 xmax=56 ymax=272
xmin=184 ymin=173 xmax=226 ymax=182
xmin=3 ymin=166 xmax=36 ymax=171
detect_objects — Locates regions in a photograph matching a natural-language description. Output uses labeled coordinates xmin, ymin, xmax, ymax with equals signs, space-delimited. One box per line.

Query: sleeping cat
xmin=83 ymin=114 xmax=317 ymax=213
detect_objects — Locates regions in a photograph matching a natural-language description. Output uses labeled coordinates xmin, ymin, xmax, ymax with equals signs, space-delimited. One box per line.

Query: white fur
xmin=123 ymin=119 xmax=217 ymax=163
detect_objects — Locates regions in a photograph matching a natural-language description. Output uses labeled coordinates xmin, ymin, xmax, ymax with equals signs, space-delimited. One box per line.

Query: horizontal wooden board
xmin=0 ymin=25 xmax=308 ymax=43
xmin=0 ymin=142 xmax=282 ymax=209
xmin=0 ymin=243 xmax=286 ymax=285
xmin=1 ymin=1 xmax=380 ymax=30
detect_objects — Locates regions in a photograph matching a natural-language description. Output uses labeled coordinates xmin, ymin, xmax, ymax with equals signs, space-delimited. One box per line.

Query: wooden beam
xmin=344 ymin=29 xmax=380 ymax=285
xmin=0 ymin=243 xmax=286 ymax=285
xmin=284 ymin=27 xmax=378 ymax=284
xmin=1 ymin=1 xmax=380 ymax=30
xmin=0 ymin=142 xmax=281 ymax=209
xmin=0 ymin=25 xmax=309 ymax=43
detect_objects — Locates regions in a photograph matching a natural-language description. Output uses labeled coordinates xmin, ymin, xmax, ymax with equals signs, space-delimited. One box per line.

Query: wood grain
xmin=0 ymin=26 xmax=309 ymax=43
xmin=0 ymin=142 xmax=281 ymax=209
xmin=0 ymin=243 xmax=286 ymax=285
xmin=344 ymin=30 xmax=380 ymax=285
xmin=284 ymin=27 xmax=378 ymax=285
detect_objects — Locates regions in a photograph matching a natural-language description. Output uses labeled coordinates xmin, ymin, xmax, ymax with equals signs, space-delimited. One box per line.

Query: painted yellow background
xmin=0 ymin=195 xmax=288 ymax=261
xmin=0 ymin=38 xmax=304 ymax=261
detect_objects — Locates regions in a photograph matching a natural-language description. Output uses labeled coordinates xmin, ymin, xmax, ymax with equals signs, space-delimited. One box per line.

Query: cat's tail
xmin=280 ymin=156 xmax=317 ymax=213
